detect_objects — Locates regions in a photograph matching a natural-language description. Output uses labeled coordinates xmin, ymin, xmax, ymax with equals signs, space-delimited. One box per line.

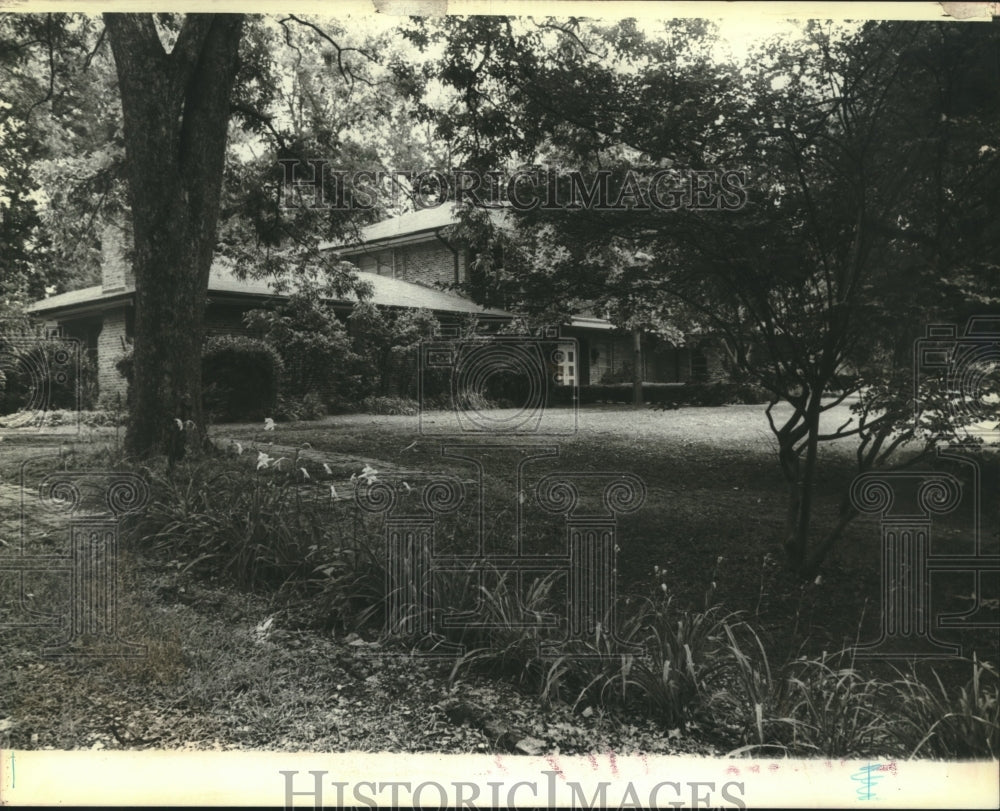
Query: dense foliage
xmin=403 ymin=17 xmax=1000 ymax=574
xmin=202 ymin=335 xmax=283 ymax=423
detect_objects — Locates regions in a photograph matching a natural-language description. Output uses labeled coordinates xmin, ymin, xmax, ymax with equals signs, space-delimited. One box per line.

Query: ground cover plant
xmin=1 ymin=403 xmax=996 ymax=758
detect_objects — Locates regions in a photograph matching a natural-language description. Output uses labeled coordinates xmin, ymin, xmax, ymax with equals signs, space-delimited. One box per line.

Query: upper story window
xmin=376 ymin=250 xmax=394 ymax=277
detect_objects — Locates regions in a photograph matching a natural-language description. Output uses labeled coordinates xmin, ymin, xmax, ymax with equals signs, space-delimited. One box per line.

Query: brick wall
xmin=97 ymin=307 xmax=129 ymax=399
xmin=398 ymin=241 xmax=456 ymax=286
xmin=100 ymin=223 xmax=133 ymax=293
xmin=350 ymin=240 xmax=459 ymax=287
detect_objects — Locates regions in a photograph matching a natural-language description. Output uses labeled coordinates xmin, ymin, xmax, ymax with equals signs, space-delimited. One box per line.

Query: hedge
xmin=552 ymin=381 xmax=770 ymax=407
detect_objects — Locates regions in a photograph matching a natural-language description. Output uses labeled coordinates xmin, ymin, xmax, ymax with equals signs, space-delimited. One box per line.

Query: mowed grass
xmin=217 ymin=401 xmax=997 ymax=666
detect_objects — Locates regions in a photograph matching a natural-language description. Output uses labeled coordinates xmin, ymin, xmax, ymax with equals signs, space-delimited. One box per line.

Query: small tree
xmin=348 ymin=302 xmax=441 ymax=399
xmin=243 ymin=267 xmax=369 ymax=411
xmin=412 ymin=17 xmax=1000 ymax=576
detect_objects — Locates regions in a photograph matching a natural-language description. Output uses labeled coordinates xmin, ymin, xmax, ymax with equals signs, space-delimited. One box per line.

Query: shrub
xmin=559 ymin=382 xmax=770 ymax=408
xmin=113 ymin=338 xmax=282 ymax=422
xmin=597 ymin=361 xmax=636 ymax=385
xmin=348 ymin=303 xmax=441 ymax=400
xmin=273 ymin=391 xmax=329 ymax=422
xmin=202 ymin=335 xmax=282 ymax=423
xmin=273 ymin=393 xmax=303 ymax=422
xmin=244 ymin=283 xmax=365 ymax=410
xmin=359 ymin=395 xmax=420 ymax=416
xmin=302 ymin=391 xmax=327 ymax=420
xmin=96 ymin=389 xmax=127 ymax=414
xmin=114 ymin=347 xmax=133 ymax=388
xmin=0 ymin=407 xmax=127 ymax=429
xmin=84 ymin=410 xmax=124 ymax=428
xmin=0 ymin=338 xmax=94 ymax=414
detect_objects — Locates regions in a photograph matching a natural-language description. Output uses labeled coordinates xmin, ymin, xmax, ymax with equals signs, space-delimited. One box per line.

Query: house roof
xmin=352 ymin=270 xmax=511 ymax=315
xmin=346 ymin=206 xmax=459 ymax=245
xmin=26 ymin=209 xmax=615 ymax=333
xmin=24 ymin=284 xmax=118 ymax=314
xmin=26 ymin=262 xmax=512 ymax=319
xmin=324 ymin=206 xmax=513 ymax=254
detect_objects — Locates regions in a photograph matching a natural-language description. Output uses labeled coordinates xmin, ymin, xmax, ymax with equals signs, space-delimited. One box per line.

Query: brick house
xmin=328 ymin=207 xmax=728 ymax=389
xmin=24 ymin=207 xmax=727 ymax=402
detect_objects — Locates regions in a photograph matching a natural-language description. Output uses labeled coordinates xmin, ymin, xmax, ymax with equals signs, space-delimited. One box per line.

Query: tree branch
xmin=279 ymin=14 xmax=378 ymax=87
xmin=230 ymin=100 xmax=288 ymax=150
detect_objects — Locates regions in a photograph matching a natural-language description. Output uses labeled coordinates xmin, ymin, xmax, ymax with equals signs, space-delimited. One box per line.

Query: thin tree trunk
xmin=781 ymin=447 xmax=806 ymax=570
xmin=801 ymin=495 xmax=858 ymax=579
xmin=789 ymin=392 xmax=822 ymax=569
xmin=776 ymin=390 xmax=824 ymax=575
xmin=632 ymin=326 xmax=643 ymax=406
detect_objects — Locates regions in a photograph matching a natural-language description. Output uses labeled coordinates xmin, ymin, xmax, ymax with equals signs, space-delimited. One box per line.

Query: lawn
xmin=0 ymin=402 xmax=997 ymax=757
xmin=213 ymin=402 xmax=996 ymax=657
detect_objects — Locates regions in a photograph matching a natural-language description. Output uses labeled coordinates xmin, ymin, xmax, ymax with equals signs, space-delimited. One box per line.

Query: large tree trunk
xmin=104 ymin=13 xmax=243 ymax=458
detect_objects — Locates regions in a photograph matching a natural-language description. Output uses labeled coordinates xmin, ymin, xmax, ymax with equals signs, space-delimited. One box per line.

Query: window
xmin=691 ymin=349 xmax=708 ymax=382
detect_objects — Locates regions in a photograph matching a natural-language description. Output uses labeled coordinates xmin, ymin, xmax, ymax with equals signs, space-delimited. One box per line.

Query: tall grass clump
xmin=766 ymin=651 xmax=891 ymax=756
xmin=135 ymin=456 xmax=336 ymax=591
xmin=309 ymin=527 xmax=395 ymax=633
xmin=888 ymin=655 xmax=999 ymax=759
xmin=711 ymin=623 xmax=894 ymax=756
xmin=623 ymin=599 xmax=733 ymax=728
xmin=444 ymin=576 xmax=740 ymax=728
xmin=446 ymin=569 xmax=564 ymax=689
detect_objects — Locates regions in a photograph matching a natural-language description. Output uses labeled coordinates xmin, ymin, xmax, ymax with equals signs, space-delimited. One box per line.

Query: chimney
xmin=100 ymin=221 xmax=134 ymax=292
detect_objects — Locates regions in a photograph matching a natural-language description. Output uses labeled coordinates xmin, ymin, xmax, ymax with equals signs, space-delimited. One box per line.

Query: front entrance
xmin=555 ymin=341 xmax=578 ymax=387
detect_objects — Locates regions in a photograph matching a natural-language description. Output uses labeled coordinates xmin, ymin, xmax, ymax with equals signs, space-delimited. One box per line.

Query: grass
xmin=1 ymin=402 xmax=997 ymax=756
xmin=888 ymin=656 xmax=1000 ymax=758
xmin=215 ymin=404 xmax=996 ymax=659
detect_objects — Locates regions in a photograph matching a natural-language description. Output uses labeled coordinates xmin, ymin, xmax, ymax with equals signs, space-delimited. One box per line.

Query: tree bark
xmin=787 ymin=390 xmax=823 ymax=570
xmin=104 ymin=13 xmax=244 ymax=458
xmin=632 ymin=326 xmax=643 ymax=407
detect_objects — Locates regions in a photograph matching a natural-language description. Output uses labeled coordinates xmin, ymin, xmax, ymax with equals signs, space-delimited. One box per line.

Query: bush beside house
xmin=113 ymin=336 xmax=282 ymax=423
xmin=202 ymin=336 xmax=282 ymax=422
xmin=0 ymin=338 xmax=98 ymax=414
xmin=554 ymin=381 xmax=770 ymax=407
